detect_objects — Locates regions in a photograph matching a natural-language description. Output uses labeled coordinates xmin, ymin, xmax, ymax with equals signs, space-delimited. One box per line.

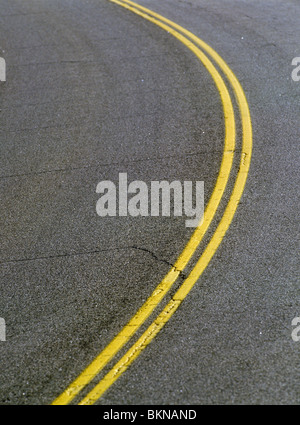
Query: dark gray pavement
xmin=0 ymin=0 xmax=299 ymax=405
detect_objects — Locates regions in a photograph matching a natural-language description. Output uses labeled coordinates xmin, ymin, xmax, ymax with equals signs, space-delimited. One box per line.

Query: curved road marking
xmin=77 ymin=0 xmax=252 ymax=405
xmin=52 ymin=0 xmax=235 ymax=405
xmin=52 ymin=0 xmax=252 ymax=405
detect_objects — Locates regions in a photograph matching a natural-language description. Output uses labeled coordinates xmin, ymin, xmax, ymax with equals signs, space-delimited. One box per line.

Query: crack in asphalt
xmin=0 ymin=245 xmax=185 ymax=281
xmin=130 ymin=245 xmax=186 ymax=279
xmin=0 ymin=149 xmax=237 ymax=180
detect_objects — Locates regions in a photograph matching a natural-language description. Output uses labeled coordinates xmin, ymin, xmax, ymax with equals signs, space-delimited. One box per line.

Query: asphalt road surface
xmin=0 ymin=0 xmax=299 ymax=405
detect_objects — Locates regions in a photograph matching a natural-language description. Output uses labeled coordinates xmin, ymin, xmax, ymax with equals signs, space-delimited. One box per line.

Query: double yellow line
xmin=52 ymin=0 xmax=252 ymax=405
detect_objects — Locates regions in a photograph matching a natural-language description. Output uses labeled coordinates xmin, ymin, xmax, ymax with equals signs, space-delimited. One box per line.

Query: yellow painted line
xmin=52 ymin=0 xmax=237 ymax=405
xmin=77 ymin=1 xmax=252 ymax=405
xmin=79 ymin=45 xmax=252 ymax=406
xmin=80 ymin=138 xmax=252 ymax=403
xmin=121 ymin=0 xmax=252 ymax=144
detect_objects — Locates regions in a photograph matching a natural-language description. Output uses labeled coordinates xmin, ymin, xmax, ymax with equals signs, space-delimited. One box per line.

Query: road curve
xmin=0 ymin=0 xmax=299 ymax=405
